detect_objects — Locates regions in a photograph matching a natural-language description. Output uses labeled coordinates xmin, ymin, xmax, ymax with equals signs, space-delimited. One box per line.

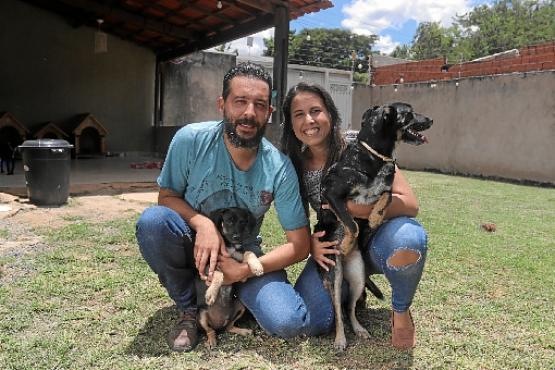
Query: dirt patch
xmin=0 ymin=188 xmax=157 ymax=259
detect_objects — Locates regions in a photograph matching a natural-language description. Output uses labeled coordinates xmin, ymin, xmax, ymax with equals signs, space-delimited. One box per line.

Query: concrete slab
xmin=0 ymin=156 xmax=161 ymax=197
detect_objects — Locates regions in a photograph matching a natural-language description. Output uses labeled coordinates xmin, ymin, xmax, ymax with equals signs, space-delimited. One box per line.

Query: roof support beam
xmin=157 ymin=12 xmax=275 ymax=61
xmin=235 ymin=0 xmax=273 ymax=13
xmin=268 ymin=4 xmax=289 ymax=146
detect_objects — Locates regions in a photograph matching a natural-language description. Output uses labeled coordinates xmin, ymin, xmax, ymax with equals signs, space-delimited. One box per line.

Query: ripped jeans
xmin=363 ymin=216 xmax=428 ymax=313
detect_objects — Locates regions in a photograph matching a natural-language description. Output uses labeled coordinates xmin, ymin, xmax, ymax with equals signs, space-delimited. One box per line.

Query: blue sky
xmin=224 ymin=0 xmax=493 ymax=56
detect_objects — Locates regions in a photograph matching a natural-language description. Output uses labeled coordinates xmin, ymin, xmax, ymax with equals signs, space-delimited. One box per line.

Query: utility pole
xmin=351 ymin=50 xmax=356 ymax=84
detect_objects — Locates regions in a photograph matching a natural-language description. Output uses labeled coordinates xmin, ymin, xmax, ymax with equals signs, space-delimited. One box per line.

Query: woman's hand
xmin=310 ymin=230 xmax=340 ymax=271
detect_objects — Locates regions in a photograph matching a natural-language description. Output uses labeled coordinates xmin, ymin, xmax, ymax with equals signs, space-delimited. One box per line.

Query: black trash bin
xmin=18 ymin=139 xmax=73 ymax=206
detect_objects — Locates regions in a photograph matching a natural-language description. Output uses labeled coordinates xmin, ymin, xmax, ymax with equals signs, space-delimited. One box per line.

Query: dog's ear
xmin=361 ymin=105 xmax=382 ymax=127
xmin=389 ymin=102 xmax=414 ymax=126
xmin=362 ymin=106 xmax=377 ymax=122
xmin=383 ymin=105 xmax=397 ymax=125
xmin=208 ymin=208 xmax=225 ymax=227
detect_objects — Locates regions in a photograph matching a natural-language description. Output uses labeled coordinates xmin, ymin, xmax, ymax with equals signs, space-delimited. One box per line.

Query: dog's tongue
xmin=414 ymin=130 xmax=429 ymax=144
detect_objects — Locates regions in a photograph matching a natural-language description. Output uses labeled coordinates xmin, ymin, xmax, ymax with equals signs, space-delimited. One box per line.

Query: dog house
xmin=0 ymin=111 xmax=29 ymax=151
xmin=34 ymin=121 xmax=69 ymax=140
xmin=72 ymin=113 xmax=108 ymax=157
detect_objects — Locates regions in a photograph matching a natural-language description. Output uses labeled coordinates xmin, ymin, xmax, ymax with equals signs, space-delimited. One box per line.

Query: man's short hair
xmin=222 ymin=62 xmax=273 ymax=103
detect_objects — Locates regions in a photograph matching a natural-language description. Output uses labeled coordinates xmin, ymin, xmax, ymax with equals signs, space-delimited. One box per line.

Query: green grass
xmin=1 ymin=171 xmax=554 ymax=369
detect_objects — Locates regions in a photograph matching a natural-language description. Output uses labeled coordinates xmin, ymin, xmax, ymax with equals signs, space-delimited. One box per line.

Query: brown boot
xmin=167 ymin=309 xmax=198 ymax=352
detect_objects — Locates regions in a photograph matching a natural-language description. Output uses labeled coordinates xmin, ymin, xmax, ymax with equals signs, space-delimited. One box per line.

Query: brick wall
xmin=372 ymin=41 xmax=555 ymax=85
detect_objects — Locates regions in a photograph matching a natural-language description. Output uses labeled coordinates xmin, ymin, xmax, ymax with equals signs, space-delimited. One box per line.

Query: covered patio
xmin=1 ymin=0 xmax=333 ymax=195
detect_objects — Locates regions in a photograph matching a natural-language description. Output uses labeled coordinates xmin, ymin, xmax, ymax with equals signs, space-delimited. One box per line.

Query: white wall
xmin=237 ymin=56 xmax=353 ymax=129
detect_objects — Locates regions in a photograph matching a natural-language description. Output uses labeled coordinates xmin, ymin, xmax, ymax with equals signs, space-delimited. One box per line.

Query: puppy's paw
xmin=205 ymin=285 xmax=218 ymax=306
xmin=250 ymin=262 xmax=264 ymax=276
xmin=244 ymin=251 xmax=264 ymax=276
xmin=205 ymin=334 xmax=217 ymax=349
xmin=205 ymin=271 xmax=224 ymax=306
xmin=228 ymin=327 xmax=252 ymax=336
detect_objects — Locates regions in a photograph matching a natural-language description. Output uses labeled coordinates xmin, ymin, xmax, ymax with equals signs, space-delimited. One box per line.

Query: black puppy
xmin=196 ymin=207 xmax=263 ymax=348
xmin=318 ymin=102 xmax=433 ymax=350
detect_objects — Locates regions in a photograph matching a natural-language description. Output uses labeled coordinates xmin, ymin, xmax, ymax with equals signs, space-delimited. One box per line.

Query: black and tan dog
xmin=318 ymin=102 xmax=433 ymax=350
xmin=195 ymin=207 xmax=263 ymax=348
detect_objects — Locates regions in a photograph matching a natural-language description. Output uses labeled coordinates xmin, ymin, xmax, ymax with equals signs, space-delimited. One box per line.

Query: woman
xmin=281 ymin=82 xmax=428 ymax=349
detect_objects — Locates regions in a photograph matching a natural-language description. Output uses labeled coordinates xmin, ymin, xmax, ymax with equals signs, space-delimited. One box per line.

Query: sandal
xmin=167 ymin=309 xmax=199 ymax=352
xmin=391 ymin=310 xmax=416 ymax=349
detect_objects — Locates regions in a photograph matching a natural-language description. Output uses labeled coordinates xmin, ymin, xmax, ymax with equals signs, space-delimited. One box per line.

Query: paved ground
xmin=0 ymin=156 xmax=160 ymax=197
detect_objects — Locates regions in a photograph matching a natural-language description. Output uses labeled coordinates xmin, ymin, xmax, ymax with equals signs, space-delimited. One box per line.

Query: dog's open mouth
xmin=402 ymin=128 xmax=428 ymax=144
xmin=400 ymin=113 xmax=433 ymax=145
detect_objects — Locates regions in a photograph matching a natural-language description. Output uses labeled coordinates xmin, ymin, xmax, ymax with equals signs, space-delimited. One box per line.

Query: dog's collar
xmin=359 ymin=141 xmax=395 ymax=162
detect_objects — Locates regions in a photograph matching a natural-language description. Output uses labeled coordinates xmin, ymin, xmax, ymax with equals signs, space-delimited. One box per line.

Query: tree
xmin=264 ymin=28 xmax=378 ymax=73
xmin=454 ymin=0 xmax=555 ymax=59
xmin=410 ymin=22 xmax=457 ymax=60
xmin=262 ymin=36 xmax=274 ymax=57
xmin=391 ymin=44 xmax=412 ymax=59
xmin=390 ymin=0 xmax=555 ymax=62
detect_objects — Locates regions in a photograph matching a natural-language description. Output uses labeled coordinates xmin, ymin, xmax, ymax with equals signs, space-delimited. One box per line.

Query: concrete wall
xmin=153 ymin=51 xmax=235 ymax=155
xmin=0 ymin=0 xmax=155 ymax=154
xmin=352 ymin=71 xmax=555 ymax=184
xmin=160 ymin=52 xmax=235 ymax=126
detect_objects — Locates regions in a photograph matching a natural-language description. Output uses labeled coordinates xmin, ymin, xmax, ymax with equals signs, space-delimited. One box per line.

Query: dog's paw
xmin=354 ymin=326 xmax=370 ymax=339
xmin=333 ymin=330 xmax=348 ymax=351
xmin=250 ymin=263 xmax=264 ymax=276
xmin=333 ymin=338 xmax=347 ymax=351
xmin=205 ymin=334 xmax=217 ymax=349
xmin=245 ymin=252 xmax=264 ymax=276
xmin=228 ymin=327 xmax=252 ymax=336
xmin=205 ymin=286 xmax=218 ymax=306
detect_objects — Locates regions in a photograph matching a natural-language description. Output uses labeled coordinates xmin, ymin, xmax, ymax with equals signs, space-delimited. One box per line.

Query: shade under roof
xmin=21 ymin=0 xmax=333 ymax=61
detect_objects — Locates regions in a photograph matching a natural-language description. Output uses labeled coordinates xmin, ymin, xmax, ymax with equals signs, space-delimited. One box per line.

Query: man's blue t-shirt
xmin=158 ymin=121 xmax=308 ymax=246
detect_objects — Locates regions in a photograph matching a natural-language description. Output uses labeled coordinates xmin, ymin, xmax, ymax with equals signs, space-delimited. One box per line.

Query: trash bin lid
xmin=18 ymin=139 xmax=74 ymax=149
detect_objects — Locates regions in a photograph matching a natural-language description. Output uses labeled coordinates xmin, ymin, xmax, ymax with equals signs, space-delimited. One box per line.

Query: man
xmin=136 ymin=62 xmax=333 ymax=352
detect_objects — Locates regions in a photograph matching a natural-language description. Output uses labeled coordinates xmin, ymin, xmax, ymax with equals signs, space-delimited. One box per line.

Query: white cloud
xmin=341 ymin=0 xmax=473 ymax=52
xmin=211 ymin=0 xmax=484 ymax=57
xmin=375 ymin=35 xmax=399 ymax=55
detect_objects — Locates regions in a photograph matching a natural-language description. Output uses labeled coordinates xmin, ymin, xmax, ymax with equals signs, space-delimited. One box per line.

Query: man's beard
xmin=223 ymin=114 xmax=266 ymax=149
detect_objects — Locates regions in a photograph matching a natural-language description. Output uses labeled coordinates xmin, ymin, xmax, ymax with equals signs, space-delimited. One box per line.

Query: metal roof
xmin=21 ymin=0 xmax=333 ymax=61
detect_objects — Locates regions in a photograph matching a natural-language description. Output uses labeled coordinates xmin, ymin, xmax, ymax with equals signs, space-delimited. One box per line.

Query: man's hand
xmin=217 ymin=255 xmax=250 ymax=285
xmin=310 ymin=230 xmax=340 ymax=271
xmin=193 ymin=217 xmax=227 ymax=282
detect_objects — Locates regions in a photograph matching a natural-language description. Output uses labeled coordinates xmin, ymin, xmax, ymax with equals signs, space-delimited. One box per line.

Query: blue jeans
xmin=135 ymin=205 xmax=334 ymax=338
xmin=363 ymin=217 xmax=428 ymax=312
xmin=135 ymin=206 xmax=427 ymax=338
